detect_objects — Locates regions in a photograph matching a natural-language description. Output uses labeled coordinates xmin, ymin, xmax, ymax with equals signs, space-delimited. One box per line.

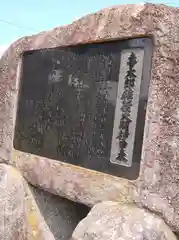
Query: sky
xmin=0 ymin=0 xmax=178 ymax=56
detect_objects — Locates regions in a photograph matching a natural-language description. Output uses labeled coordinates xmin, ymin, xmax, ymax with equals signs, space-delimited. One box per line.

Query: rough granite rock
xmin=72 ymin=201 xmax=177 ymax=240
xmin=0 ymin=163 xmax=55 ymax=240
xmin=0 ymin=2 xmax=179 ymax=235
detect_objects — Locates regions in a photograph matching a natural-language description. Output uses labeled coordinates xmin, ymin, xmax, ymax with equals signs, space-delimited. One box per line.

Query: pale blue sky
xmin=0 ymin=0 xmax=178 ymax=51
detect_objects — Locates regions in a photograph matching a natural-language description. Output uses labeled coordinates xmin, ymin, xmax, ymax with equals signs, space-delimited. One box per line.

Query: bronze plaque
xmin=14 ymin=38 xmax=153 ymax=180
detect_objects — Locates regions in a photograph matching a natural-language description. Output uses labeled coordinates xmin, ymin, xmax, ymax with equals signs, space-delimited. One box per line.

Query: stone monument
xmin=0 ymin=3 xmax=179 ymax=240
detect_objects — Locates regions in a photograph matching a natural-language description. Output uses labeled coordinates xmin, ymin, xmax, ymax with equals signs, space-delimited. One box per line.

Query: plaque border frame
xmin=13 ymin=37 xmax=153 ymax=180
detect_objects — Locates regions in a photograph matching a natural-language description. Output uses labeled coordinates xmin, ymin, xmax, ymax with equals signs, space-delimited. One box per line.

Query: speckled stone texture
xmin=0 ymin=2 xmax=179 ymax=236
xmin=0 ymin=162 xmax=90 ymax=240
xmin=72 ymin=201 xmax=177 ymax=240
xmin=0 ymin=163 xmax=55 ymax=240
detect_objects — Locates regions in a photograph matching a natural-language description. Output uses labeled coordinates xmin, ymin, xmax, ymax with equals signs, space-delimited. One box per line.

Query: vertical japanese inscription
xmin=110 ymin=48 xmax=144 ymax=167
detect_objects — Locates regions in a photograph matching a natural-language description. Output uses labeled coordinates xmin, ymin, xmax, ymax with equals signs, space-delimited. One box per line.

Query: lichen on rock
xmin=0 ymin=163 xmax=55 ymax=240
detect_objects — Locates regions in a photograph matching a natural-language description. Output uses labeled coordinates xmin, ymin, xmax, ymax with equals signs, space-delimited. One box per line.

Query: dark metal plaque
xmin=14 ymin=38 xmax=153 ymax=180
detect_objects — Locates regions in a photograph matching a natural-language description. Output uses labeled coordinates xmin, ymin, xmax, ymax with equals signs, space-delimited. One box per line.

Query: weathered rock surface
xmin=72 ymin=201 xmax=177 ymax=240
xmin=0 ymin=2 xmax=179 ymax=235
xmin=0 ymin=164 xmax=27 ymax=240
xmin=0 ymin=163 xmax=56 ymax=240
